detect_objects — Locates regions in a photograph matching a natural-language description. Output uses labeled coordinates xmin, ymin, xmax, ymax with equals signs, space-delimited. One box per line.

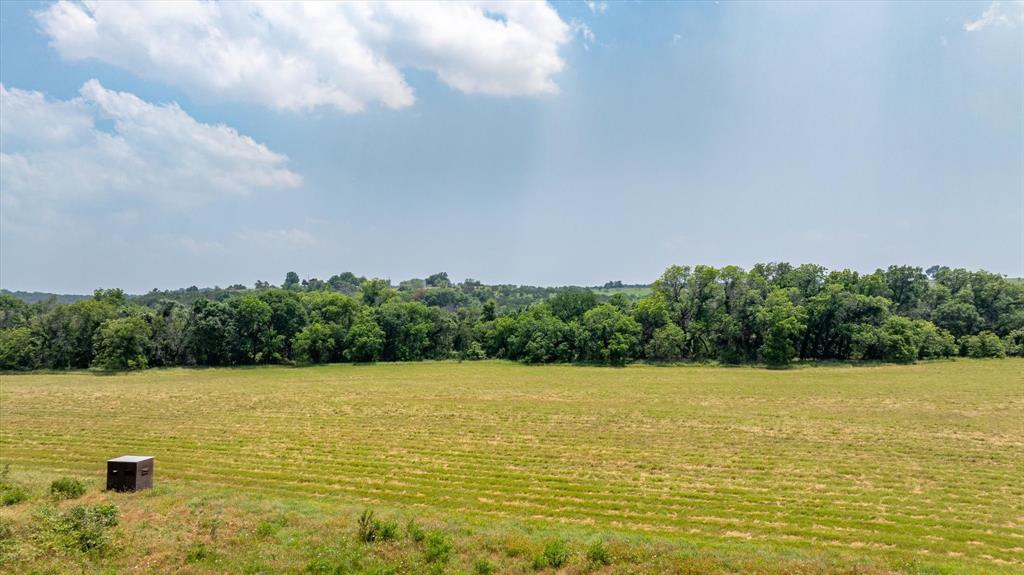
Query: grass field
xmin=1 ymin=360 xmax=1022 ymax=574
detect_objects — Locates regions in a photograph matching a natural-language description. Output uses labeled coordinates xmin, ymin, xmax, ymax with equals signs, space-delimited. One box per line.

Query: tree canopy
xmin=1 ymin=265 xmax=1021 ymax=371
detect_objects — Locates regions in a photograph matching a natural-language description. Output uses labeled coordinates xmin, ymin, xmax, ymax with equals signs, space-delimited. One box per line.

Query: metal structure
xmin=106 ymin=455 xmax=154 ymax=492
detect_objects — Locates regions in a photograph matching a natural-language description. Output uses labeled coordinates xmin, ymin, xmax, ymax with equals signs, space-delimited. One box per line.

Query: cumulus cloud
xmin=964 ymin=1 xmax=1024 ymax=32
xmin=36 ymin=1 xmax=573 ymax=113
xmin=0 ymin=80 xmax=301 ymax=226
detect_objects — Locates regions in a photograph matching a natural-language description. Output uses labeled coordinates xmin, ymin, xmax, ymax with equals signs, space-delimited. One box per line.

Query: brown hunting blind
xmin=106 ymin=455 xmax=154 ymax=492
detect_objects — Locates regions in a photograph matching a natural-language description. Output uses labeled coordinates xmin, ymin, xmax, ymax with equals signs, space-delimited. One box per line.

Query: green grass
xmin=1 ymin=360 xmax=1022 ymax=573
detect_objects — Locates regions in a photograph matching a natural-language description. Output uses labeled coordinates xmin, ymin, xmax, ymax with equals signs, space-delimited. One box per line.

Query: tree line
xmin=1 ymin=264 xmax=1021 ymax=371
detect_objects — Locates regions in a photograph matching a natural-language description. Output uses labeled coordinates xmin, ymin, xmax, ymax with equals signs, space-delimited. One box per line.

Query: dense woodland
xmin=1 ymin=264 xmax=1021 ymax=371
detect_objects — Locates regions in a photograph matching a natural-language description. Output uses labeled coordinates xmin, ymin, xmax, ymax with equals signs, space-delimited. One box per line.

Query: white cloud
xmin=586 ymin=2 xmax=607 ymax=15
xmin=572 ymin=20 xmax=595 ymax=50
xmin=0 ymin=80 xmax=301 ymax=227
xmin=37 ymin=1 xmax=573 ymax=113
xmin=964 ymin=1 xmax=1024 ymax=32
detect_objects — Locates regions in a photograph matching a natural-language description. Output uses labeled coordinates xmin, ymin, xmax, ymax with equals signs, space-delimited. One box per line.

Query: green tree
xmin=645 ymin=323 xmax=687 ymax=362
xmin=632 ymin=295 xmax=670 ymax=347
xmin=359 ymin=278 xmax=395 ymax=307
xmin=916 ymin=320 xmax=957 ymax=359
xmin=258 ymin=289 xmax=308 ymax=359
xmin=425 ymin=272 xmax=451 ymax=288
xmin=345 ymin=314 xmax=385 ymax=362
xmin=0 ymin=327 xmax=40 ymax=370
xmin=230 ymin=295 xmax=278 ymax=364
xmin=0 ymin=295 xmax=30 ymax=329
xmin=294 ymin=322 xmax=335 ymax=364
xmin=148 ymin=300 xmax=190 ymax=366
xmin=1003 ymin=329 xmax=1024 ymax=357
xmin=283 ymin=271 xmax=301 ymax=290
xmin=963 ymin=331 xmax=1006 ymax=358
xmin=548 ymin=288 xmax=598 ymax=323
xmin=92 ymin=316 xmax=152 ymax=370
xmin=933 ymin=295 xmax=982 ymax=338
xmin=186 ymin=299 xmax=233 ymax=366
xmin=882 ymin=265 xmax=929 ymax=316
xmin=582 ymin=304 xmax=641 ymax=365
xmin=852 ymin=316 xmax=922 ymax=363
xmin=757 ymin=288 xmax=806 ymax=368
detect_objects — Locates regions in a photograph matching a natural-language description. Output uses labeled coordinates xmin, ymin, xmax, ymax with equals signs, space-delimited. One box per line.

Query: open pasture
xmin=1 ymin=360 xmax=1022 ymax=573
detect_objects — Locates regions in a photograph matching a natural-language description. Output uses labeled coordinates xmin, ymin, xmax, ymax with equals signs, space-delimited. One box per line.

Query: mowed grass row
xmin=1 ymin=360 xmax=1022 ymax=572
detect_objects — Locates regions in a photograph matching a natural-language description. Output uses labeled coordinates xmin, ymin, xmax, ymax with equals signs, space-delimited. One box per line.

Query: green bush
xmin=256 ymin=515 xmax=288 ymax=537
xmin=473 ymin=558 xmax=495 ymax=575
xmin=852 ymin=316 xmax=921 ymax=363
xmin=461 ymin=341 xmax=487 ymax=361
xmin=423 ymin=531 xmax=452 ymax=564
xmin=42 ymin=502 xmax=119 ymax=552
xmin=543 ymin=539 xmax=570 ymax=568
xmin=586 ymin=540 xmax=612 ymax=565
xmin=406 ymin=519 xmax=425 ymax=542
xmin=356 ymin=509 xmax=397 ymax=543
xmin=917 ymin=320 xmax=956 ymax=358
xmin=0 ymin=466 xmax=28 ymax=506
xmin=1005 ymin=329 xmax=1024 ymax=357
xmin=964 ymin=331 xmax=1006 ymax=358
xmin=49 ymin=477 xmax=87 ymax=500
xmin=186 ymin=542 xmax=216 ymax=563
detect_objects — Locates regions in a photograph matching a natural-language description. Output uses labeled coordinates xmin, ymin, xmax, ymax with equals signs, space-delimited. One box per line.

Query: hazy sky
xmin=1 ymin=1 xmax=1021 ymax=294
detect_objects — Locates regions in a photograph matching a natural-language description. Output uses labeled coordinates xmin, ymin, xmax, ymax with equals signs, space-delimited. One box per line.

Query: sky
xmin=1 ymin=1 xmax=1022 ymax=294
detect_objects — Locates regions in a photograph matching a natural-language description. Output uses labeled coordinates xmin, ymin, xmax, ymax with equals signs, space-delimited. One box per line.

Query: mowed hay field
xmin=1 ymin=360 xmax=1022 ymax=573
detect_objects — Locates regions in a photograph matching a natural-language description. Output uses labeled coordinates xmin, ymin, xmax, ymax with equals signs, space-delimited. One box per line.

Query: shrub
xmin=586 ymin=540 xmax=612 ymax=566
xmin=474 ymin=558 xmax=495 ymax=575
xmin=406 ymin=519 xmax=425 ymax=542
xmin=1005 ymin=329 xmax=1024 ymax=357
xmin=49 ymin=477 xmax=87 ymax=500
xmin=963 ymin=331 xmax=1006 ymax=358
xmin=356 ymin=509 xmax=397 ymax=543
xmin=186 ymin=542 xmax=216 ymax=563
xmin=543 ymin=539 xmax=570 ymax=569
xmin=917 ymin=320 xmax=956 ymax=358
xmin=461 ymin=341 xmax=487 ymax=361
xmin=0 ymin=466 xmax=28 ymax=506
xmin=256 ymin=515 xmax=287 ymax=537
xmin=852 ymin=317 xmax=921 ymax=363
xmin=43 ymin=502 xmax=119 ymax=552
xmin=423 ymin=531 xmax=452 ymax=564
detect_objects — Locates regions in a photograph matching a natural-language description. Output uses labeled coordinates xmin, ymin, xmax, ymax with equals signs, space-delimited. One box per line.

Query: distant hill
xmin=1 ymin=290 xmax=90 ymax=304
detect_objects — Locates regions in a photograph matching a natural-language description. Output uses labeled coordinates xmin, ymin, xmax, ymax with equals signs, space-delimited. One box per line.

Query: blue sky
xmin=1 ymin=1 xmax=1021 ymax=293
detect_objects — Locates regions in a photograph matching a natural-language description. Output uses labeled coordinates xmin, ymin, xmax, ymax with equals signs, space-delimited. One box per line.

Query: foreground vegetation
xmin=2 ymin=264 xmax=1022 ymax=372
xmin=2 ymin=361 xmax=1021 ymax=573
